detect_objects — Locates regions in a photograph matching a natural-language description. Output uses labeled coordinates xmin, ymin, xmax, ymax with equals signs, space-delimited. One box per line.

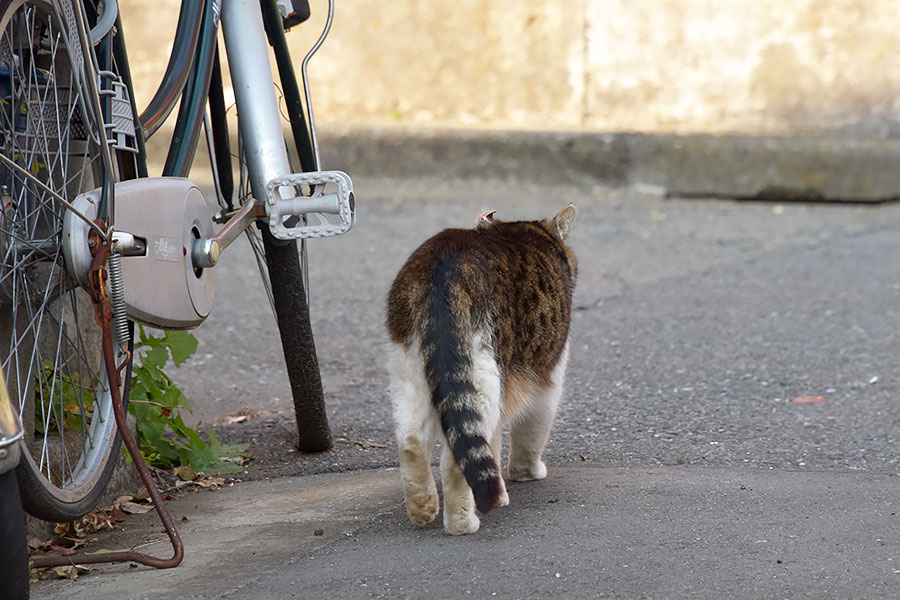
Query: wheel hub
xmin=61 ymin=190 xmax=99 ymax=289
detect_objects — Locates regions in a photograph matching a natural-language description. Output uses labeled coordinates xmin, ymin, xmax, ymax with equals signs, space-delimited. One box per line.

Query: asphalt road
xmin=33 ymin=176 xmax=900 ymax=599
xmin=171 ymin=177 xmax=900 ymax=476
xmin=32 ymin=465 xmax=900 ymax=599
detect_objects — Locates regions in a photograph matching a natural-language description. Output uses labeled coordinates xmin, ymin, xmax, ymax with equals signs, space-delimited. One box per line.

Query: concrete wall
xmin=122 ymin=0 xmax=900 ymax=136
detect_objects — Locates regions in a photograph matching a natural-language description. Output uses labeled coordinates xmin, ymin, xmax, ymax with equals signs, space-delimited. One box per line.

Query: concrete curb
xmin=318 ymin=125 xmax=900 ymax=202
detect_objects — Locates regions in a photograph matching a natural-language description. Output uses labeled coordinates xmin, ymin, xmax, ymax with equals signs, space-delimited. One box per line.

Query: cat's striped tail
xmin=422 ymin=265 xmax=503 ymax=515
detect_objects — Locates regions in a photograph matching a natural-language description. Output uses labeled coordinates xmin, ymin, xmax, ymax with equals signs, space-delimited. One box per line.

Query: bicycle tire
xmin=261 ymin=233 xmax=331 ymax=452
xmin=0 ymin=468 xmax=30 ymax=599
xmin=230 ymin=121 xmax=331 ymax=452
xmin=0 ymin=0 xmax=133 ymax=522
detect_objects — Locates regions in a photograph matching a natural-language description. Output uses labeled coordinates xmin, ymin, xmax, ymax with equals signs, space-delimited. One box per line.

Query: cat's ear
xmin=551 ymin=204 xmax=578 ymax=240
xmin=476 ymin=209 xmax=497 ymax=228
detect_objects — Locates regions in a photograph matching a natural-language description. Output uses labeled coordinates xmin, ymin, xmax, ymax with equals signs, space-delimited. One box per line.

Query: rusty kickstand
xmin=31 ymin=225 xmax=184 ymax=570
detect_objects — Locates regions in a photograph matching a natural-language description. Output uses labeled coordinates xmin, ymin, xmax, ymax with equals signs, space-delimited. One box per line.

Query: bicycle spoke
xmin=50 ymin=281 xmax=71 ymax=483
xmin=68 ymin=290 xmax=101 ymax=440
xmin=0 ymin=0 xmax=133 ymax=517
xmin=236 ymin=135 xmax=277 ymax=316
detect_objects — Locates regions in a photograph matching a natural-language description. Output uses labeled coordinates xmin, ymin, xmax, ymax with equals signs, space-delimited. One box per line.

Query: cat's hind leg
xmin=390 ymin=342 xmax=440 ymax=527
xmin=441 ymin=332 xmax=503 ymax=534
xmin=508 ymin=345 xmax=569 ymax=482
xmin=440 ymin=443 xmax=480 ymax=534
xmin=490 ymin=425 xmax=509 ymax=508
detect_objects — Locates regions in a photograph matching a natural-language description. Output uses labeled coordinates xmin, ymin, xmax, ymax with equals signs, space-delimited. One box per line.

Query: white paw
xmin=406 ymin=493 xmax=440 ymax=526
xmin=444 ymin=510 xmax=480 ymax=535
xmin=494 ymin=487 xmax=510 ymax=508
xmin=508 ymin=460 xmax=547 ymax=482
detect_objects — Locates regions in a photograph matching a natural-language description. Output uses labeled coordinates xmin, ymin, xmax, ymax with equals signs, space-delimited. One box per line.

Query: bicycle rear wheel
xmin=0 ymin=0 xmax=132 ymax=521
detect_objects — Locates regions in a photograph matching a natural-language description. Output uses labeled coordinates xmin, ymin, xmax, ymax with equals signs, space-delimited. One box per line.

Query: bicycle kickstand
xmin=31 ymin=228 xmax=185 ymax=571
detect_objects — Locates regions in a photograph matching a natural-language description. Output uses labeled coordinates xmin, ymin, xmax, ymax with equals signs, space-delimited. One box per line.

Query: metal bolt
xmin=88 ymin=237 xmax=96 ymax=247
xmin=0 ymin=448 xmax=8 ymax=460
xmin=208 ymin=240 xmax=220 ymax=265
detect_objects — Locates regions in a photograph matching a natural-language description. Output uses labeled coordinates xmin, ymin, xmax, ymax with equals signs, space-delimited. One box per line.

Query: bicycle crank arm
xmin=191 ymin=197 xmax=258 ymax=269
xmin=192 ymin=169 xmax=357 ymax=269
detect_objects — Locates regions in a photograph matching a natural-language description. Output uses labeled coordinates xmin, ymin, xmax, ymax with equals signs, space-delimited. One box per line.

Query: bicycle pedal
xmin=265 ymin=170 xmax=355 ymax=240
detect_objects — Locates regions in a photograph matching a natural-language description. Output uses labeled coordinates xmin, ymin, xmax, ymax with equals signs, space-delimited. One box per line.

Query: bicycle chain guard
xmin=67 ymin=178 xmax=216 ymax=330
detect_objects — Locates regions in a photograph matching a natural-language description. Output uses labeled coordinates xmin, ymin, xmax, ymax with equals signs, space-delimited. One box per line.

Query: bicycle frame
xmin=84 ymin=0 xmax=353 ymax=329
xmin=115 ymin=0 xmax=320 ymax=228
xmin=0 ymin=0 xmax=339 ymax=541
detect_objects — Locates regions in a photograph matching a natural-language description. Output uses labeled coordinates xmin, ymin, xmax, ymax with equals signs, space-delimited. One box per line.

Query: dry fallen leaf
xmin=51 ymin=565 xmax=90 ymax=580
xmin=47 ymin=534 xmax=87 ymax=552
xmin=197 ymin=475 xmax=226 ymax=488
xmin=49 ymin=544 xmax=77 ymax=556
xmin=54 ymin=507 xmax=117 ymax=538
xmin=28 ymin=536 xmax=51 ymax=553
xmin=86 ymin=547 xmax=134 ymax=556
xmin=792 ymin=396 xmax=826 ymax=404
xmin=173 ymin=465 xmax=198 ymax=481
xmin=219 ymin=407 xmax=258 ymax=425
xmin=120 ymin=501 xmax=154 ymax=515
xmin=175 ymin=475 xmax=226 ymax=489
xmin=78 ymin=512 xmax=114 ymax=535
xmin=108 ymin=506 xmax=128 ymax=523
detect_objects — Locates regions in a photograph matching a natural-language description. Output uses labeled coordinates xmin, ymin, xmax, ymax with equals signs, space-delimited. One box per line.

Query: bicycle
xmin=0 ymin=0 xmax=355 ymax=527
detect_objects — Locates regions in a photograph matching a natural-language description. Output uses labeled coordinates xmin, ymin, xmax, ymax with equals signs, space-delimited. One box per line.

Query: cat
xmin=386 ymin=204 xmax=578 ymax=534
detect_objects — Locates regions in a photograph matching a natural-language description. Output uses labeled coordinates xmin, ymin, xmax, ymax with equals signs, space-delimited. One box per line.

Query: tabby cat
xmin=386 ymin=204 xmax=578 ymax=534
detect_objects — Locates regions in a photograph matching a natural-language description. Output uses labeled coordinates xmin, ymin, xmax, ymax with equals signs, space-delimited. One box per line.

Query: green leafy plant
xmin=34 ymin=364 xmax=96 ymax=435
xmin=128 ymin=326 xmax=248 ymax=474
